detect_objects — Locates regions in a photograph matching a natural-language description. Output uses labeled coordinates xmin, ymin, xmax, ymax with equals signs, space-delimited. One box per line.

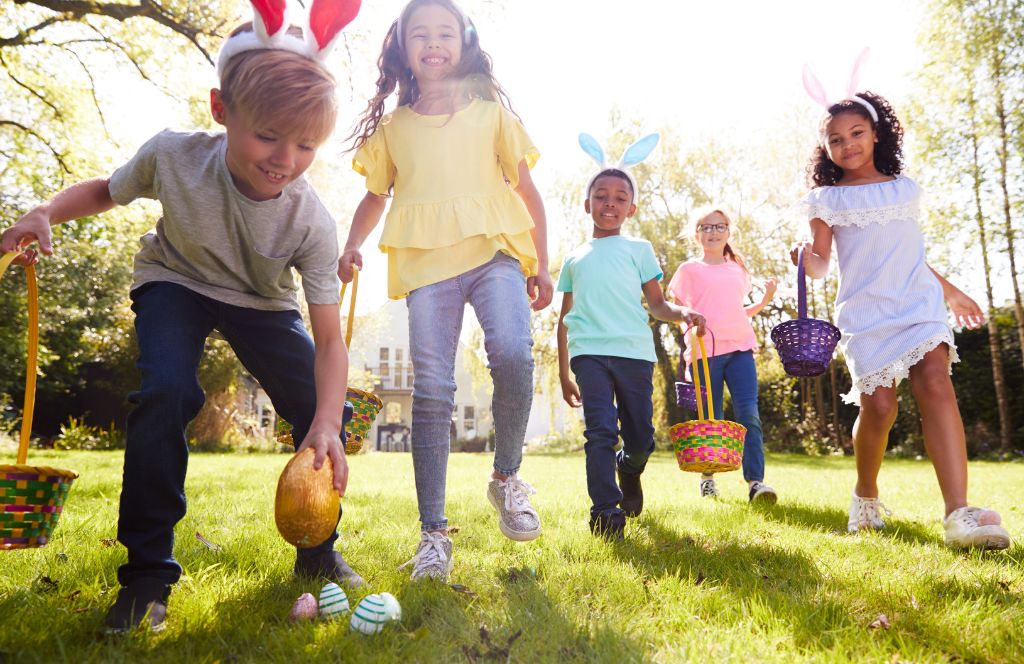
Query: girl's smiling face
xmin=823 ymin=111 xmax=878 ymax=173
xmin=404 ymin=3 xmax=463 ymax=83
xmin=695 ymin=211 xmax=730 ymax=253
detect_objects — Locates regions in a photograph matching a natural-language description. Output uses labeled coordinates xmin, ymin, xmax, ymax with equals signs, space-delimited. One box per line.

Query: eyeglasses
xmin=698 ymin=224 xmax=728 ymax=234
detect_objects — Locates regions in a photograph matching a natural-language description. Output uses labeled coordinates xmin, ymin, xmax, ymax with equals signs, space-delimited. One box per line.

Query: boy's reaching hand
xmin=298 ymin=423 xmax=349 ymax=496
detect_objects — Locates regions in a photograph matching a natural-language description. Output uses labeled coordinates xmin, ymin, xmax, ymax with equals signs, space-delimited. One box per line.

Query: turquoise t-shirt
xmin=557 ymin=235 xmax=664 ymax=362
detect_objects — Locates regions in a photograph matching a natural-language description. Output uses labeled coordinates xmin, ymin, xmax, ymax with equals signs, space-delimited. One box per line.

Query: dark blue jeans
xmin=570 ymin=355 xmax=655 ymax=519
xmin=117 ymin=282 xmax=350 ymax=585
xmin=693 ymin=350 xmax=764 ymax=482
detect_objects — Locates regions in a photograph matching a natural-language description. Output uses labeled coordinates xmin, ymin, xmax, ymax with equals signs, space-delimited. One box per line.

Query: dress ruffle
xmin=379 ymin=193 xmax=535 ymax=250
xmin=802 ymin=175 xmax=921 ymax=228
xmin=843 ymin=332 xmax=959 ymax=404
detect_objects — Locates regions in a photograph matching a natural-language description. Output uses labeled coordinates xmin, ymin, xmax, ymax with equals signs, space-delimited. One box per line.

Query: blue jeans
xmin=693 ymin=350 xmax=765 ymax=482
xmin=406 ymin=253 xmax=534 ymax=532
xmin=570 ymin=355 xmax=655 ymax=519
xmin=117 ymin=282 xmax=350 ymax=585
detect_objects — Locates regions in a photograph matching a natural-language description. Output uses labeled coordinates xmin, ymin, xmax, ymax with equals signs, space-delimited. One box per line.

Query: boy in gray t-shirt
xmin=0 ymin=8 xmax=362 ymax=633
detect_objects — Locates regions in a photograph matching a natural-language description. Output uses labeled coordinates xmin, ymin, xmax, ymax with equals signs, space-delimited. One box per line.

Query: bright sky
xmin=120 ymin=0 xmax=933 ymax=314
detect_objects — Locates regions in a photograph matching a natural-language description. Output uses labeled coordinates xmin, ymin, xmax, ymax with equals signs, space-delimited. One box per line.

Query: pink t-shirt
xmin=667 ymin=259 xmax=757 ymax=364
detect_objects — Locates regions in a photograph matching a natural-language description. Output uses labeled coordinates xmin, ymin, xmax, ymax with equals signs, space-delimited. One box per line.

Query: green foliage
xmin=54 ymin=415 xmax=124 ymax=451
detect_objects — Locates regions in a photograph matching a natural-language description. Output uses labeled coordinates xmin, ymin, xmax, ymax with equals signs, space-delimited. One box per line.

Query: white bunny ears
xmin=802 ymin=48 xmax=878 ymax=123
xmin=579 ymin=133 xmax=660 ymax=201
xmin=216 ymin=0 xmax=361 ymax=79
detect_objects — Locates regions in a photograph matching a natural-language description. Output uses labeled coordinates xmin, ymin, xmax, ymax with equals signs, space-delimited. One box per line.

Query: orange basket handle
xmin=1 ymin=251 xmax=38 ymax=466
xmin=339 ymin=267 xmax=359 ymax=347
xmin=690 ymin=330 xmax=713 ymax=421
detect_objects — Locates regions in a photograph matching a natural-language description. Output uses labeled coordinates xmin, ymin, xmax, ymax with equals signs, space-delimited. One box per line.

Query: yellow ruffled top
xmin=353 ymin=99 xmax=540 ymax=299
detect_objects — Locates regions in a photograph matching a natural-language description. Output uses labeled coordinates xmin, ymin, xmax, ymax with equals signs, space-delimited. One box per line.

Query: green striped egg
xmin=349 ymin=594 xmax=387 ymax=635
xmin=318 ymin=582 xmax=349 ymax=618
xmin=379 ymin=592 xmax=401 ymax=621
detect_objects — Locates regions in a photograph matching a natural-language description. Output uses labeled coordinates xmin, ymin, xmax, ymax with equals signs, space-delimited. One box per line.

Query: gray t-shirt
xmin=109 ymin=129 xmax=341 ymax=311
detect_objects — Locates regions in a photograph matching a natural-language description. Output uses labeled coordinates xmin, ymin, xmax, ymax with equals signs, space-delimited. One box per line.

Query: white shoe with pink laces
xmin=943 ymin=507 xmax=1011 ymax=550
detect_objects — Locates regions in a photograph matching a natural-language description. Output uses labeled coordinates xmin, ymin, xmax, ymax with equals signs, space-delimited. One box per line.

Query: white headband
xmin=395 ymin=1 xmax=474 ymax=49
xmin=579 ymin=133 xmax=660 ymax=202
xmin=802 ymin=48 xmax=879 ymax=126
xmin=216 ymin=0 xmax=361 ymax=79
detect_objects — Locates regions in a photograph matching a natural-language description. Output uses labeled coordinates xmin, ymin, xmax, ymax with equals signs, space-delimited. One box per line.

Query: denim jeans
xmin=406 ymin=253 xmax=534 ymax=532
xmin=570 ymin=355 xmax=655 ymax=519
xmin=117 ymin=282 xmax=350 ymax=585
xmin=693 ymin=350 xmax=765 ymax=482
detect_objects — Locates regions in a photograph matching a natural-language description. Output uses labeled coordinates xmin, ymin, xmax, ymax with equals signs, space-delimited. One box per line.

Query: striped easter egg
xmin=318 ymin=582 xmax=349 ymax=618
xmin=378 ymin=592 xmax=401 ymax=621
xmin=349 ymin=593 xmax=387 ymax=635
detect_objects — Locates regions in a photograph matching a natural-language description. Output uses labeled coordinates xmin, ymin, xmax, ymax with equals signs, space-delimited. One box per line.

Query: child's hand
xmin=560 ymin=377 xmax=582 ymax=408
xmin=297 ymin=423 xmax=349 ymax=495
xmin=528 ymin=271 xmax=554 ymax=311
xmin=684 ymin=310 xmax=707 ymax=337
xmin=338 ymin=249 xmax=362 ymax=284
xmin=762 ymin=277 xmax=778 ymax=301
xmin=1 ymin=209 xmax=54 ymax=266
xmin=946 ymin=289 xmax=985 ymax=329
xmin=790 ymin=241 xmax=813 ymax=266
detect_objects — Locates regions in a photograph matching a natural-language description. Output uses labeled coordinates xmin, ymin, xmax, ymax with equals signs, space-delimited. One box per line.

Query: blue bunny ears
xmin=580 ymin=132 xmax=660 ymax=201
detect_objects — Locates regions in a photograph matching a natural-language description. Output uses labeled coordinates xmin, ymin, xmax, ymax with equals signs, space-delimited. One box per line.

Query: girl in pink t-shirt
xmin=668 ymin=207 xmax=778 ymax=503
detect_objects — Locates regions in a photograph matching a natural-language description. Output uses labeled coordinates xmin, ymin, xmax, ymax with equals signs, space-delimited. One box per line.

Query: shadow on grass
xmin=753 ymin=500 xmax=942 ymax=545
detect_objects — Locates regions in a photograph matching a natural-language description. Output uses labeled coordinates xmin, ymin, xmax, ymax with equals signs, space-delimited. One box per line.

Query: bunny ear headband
xmin=802 ymin=47 xmax=878 ymax=125
xmin=579 ymin=132 xmax=660 ymax=201
xmin=216 ymin=0 xmax=361 ymax=79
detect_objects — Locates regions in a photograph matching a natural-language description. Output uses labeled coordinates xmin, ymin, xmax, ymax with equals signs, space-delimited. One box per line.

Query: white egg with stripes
xmin=378 ymin=592 xmax=402 ymax=621
xmin=349 ymin=593 xmax=388 ymax=635
xmin=318 ymin=582 xmax=350 ymax=618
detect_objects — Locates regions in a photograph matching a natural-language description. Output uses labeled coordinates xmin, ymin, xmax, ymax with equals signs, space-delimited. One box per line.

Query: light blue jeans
xmin=407 ymin=253 xmax=534 ymax=532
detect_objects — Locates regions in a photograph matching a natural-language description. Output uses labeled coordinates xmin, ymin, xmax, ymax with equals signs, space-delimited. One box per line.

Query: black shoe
xmin=589 ymin=512 xmax=626 ymax=541
xmin=294 ymin=548 xmax=365 ymax=588
xmin=617 ymin=466 xmax=644 ymax=517
xmin=748 ymin=481 xmax=778 ymax=505
xmin=103 ymin=578 xmax=171 ymax=634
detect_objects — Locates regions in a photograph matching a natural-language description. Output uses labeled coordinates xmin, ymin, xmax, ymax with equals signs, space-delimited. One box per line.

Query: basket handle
xmin=690 ymin=330 xmax=713 ymax=420
xmin=679 ymin=326 xmax=716 ymax=383
xmin=797 ymin=247 xmax=808 ymax=320
xmin=339 ymin=267 xmax=359 ymax=347
xmin=1 ymin=251 xmax=38 ymax=466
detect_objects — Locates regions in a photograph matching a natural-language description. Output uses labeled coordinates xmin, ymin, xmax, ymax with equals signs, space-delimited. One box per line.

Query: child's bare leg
xmin=908 ymin=344 xmax=967 ymax=517
xmin=853 ymin=386 xmax=898 ymax=498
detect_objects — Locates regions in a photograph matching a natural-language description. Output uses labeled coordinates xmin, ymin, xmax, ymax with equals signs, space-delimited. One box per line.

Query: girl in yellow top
xmin=340 ymin=0 xmax=552 ymax=581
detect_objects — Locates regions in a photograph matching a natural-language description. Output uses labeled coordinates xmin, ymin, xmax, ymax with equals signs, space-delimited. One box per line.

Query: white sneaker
xmin=944 ymin=507 xmax=1011 ymax=550
xmin=699 ymin=477 xmax=719 ymax=499
xmin=398 ymin=531 xmax=453 ymax=581
xmin=848 ymin=492 xmax=890 ymax=533
xmin=487 ymin=475 xmax=541 ymax=541
xmin=748 ymin=481 xmax=778 ymax=505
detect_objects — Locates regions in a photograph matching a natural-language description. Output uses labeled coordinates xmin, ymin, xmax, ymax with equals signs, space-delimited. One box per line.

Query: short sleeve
xmin=496 ymin=106 xmax=539 ymax=188
xmin=352 ymin=122 xmax=396 ymax=196
xmin=556 ymin=256 xmax=573 ymax=293
xmin=108 ymin=131 xmax=163 ymax=204
xmin=667 ymin=263 xmax=689 ymax=305
xmin=293 ymin=211 xmax=342 ymax=306
xmin=637 ymin=242 xmax=663 ymax=284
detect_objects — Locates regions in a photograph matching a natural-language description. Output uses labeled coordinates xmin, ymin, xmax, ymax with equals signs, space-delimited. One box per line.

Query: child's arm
xmin=302 ymin=303 xmax=351 ymax=494
xmin=513 ymin=160 xmax=553 ymax=311
xmin=557 ymin=292 xmax=581 ymax=407
xmin=928 ymin=266 xmax=986 ymax=329
xmin=745 ymin=278 xmax=778 ymax=317
xmin=643 ymin=279 xmax=707 ymax=335
xmin=790 ymin=218 xmax=833 ymax=279
xmin=1 ymin=177 xmax=117 ymax=264
xmin=338 ymin=192 xmax=388 ymax=283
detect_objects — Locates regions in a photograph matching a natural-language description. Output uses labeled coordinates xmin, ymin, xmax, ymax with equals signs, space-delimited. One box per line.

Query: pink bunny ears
xmin=802 ymin=48 xmax=878 ymax=123
xmin=216 ymin=0 xmax=361 ymax=78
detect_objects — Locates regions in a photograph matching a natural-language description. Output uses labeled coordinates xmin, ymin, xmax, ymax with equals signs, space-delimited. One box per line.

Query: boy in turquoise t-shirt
xmin=557 ymin=168 xmax=705 ymax=539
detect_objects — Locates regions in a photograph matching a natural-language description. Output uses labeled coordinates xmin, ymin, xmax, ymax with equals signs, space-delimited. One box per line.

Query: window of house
xmin=380 ymin=347 xmax=389 ymax=362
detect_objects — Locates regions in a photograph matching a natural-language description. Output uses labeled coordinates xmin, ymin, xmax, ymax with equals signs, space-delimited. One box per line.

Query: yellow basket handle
xmin=1 ymin=251 xmax=38 ymax=466
xmin=339 ymin=267 xmax=359 ymax=347
xmin=690 ymin=330 xmax=713 ymax=421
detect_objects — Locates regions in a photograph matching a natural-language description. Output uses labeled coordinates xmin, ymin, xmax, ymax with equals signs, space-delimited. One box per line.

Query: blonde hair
xmin=219 ymin=24 xmax=338 ymax=145
xmin=683 ymin=206 xmax=748 ymax=273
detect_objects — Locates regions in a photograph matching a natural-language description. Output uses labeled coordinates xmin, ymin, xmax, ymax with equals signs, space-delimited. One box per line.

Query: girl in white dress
xmin=794 ymin=90 xmax=1010 ymax=550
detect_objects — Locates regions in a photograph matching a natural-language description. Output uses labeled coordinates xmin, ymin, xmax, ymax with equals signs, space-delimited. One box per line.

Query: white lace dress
xmin=802 ymin=175 xmax=957 ymax=403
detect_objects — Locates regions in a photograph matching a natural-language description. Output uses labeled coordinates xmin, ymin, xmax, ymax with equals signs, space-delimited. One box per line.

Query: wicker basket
xmin=276 ymin=269 xmax=382 ymax=454
xmin=1 ymin=252 xmax=78 ymax=550
xmin=670 ymin=332 xmax=746 ymax=474
xmin=770 ymin=248 xmax=841 ymax=377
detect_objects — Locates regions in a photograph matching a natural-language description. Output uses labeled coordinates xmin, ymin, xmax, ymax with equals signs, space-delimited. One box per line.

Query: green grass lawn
xmin=1 ymin=450 xmax=1021 ymax=663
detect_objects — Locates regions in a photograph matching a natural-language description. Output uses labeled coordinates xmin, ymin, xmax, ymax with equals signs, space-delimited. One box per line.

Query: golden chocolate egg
xmin=274 ymin=448 xmax=339 ymax=548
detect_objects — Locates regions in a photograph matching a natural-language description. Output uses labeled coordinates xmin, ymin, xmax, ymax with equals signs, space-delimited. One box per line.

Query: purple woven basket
xmin=675 ymin=329 xmax=714 ymax=411
xmin=770 ymin=248 xmax=841 ymax=377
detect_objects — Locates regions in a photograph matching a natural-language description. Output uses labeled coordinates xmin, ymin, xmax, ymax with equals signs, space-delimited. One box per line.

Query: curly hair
xmin=347 ymin=0 xmax=517 ymax=150
xmin=807 ymin=91 xmax=904 ymax=187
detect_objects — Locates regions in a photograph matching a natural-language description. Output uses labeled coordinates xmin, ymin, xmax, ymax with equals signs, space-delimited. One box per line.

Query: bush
xmin=54 ymin=416 xmax=124 ymax=451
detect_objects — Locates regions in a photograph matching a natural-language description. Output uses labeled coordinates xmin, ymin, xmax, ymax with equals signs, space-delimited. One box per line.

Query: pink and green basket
xmin=1 ymin=252 xmax=78 ymax=549
xmin=670 ymin=332 xmax=746 ymax=474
